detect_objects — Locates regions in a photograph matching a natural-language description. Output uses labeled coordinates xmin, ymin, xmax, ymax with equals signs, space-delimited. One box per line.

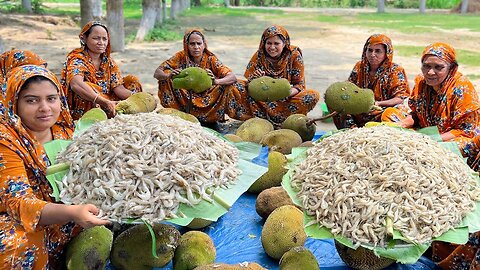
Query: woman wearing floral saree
xmin=62 ymin=21 xmax=142 ymax=120
xmin=0 ymin=65 xmax=109 ymax=269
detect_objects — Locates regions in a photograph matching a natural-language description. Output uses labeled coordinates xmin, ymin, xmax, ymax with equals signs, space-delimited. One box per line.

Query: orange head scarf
xmin=182 ymin=28 xmax=214 ymax=63
xmin=0 ymin=65 xmax=74 ymax=172
xmin=0 ymin=50 xmax=47 ymax=85
xmin=357 ymin=34 xmax=394 ymax=86
xmin=257 ymin=25 xmax=295 ymax=77
xmin=421 ymin=42 xmax=458 ymax=79
xmin=79 ymin=21 xmax=111 ymax=57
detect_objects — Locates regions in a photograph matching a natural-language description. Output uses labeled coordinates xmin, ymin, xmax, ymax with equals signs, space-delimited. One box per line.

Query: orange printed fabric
xmin=0 ymin=50 xmax=46 ymax=86
xmin=348 ymin=34 xmax=409 ymax=101
xmin=61 ymin=21 xmax=142 ymax=120
xmin=432 ymin=231 xmax=480 ymax=270
xmin=0 ymin=65 xmax=78 ymax=269
xmin=158 ymin=29 xmax=241 ymax=123
xmin=409 ymin=43 xmax=480 ymax=146
xmin=243 ymin=25 xmax=319 ymax=123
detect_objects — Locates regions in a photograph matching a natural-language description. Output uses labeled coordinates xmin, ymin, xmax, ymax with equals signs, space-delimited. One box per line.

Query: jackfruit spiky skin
xmin=261 ymin=205 xmax=307 ymax=260
xmin=172 ymin=67 xmax=212 ymax=93
xmin=193 ymin=262 xmax=266 ymax=270
xmin=255 ymin=186 xmax=297 ymax=219
xmin=158 ymin=107 xmax=200 ymax=123
xmin=248 ymin=151 xmax=288 ymax=193
xmin=334 ymin=240 xmax=395 ymax=270
xmin=281 ymin=114 xmax=316 ymax=142
xmin=65 ymin=226 xmax=113 ymax=270
xmin=260 ymin=129 xmax=303 ymax=154
xmin=115 ymin=92 xmax=157 ymax=114
xmin=324 ymin=81 xmax=375 ymax=115
xmin=248 ymin=76 xmax=291 ymax=102
xmin=235 ymin=118 xmax=274 ymax=143
xmin=110 ymin=223 xmax=181 ymax=270
xmin=279 ymin=246 xmax=320 ymax=270
xmin=173 ymin=231 xmax=216 ymax=270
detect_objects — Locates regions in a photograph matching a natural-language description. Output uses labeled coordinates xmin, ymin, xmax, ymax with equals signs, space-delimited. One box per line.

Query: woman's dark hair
xmin=84 ymin=24 xmax=109 ymax=38
xmin=187 ymin=31 xmax=205 ymax=43
xmin=20 ymin=76 xmax=57 ymax=92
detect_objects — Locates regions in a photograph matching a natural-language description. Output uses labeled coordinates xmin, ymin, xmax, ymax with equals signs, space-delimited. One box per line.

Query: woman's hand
xmin=206 ymin=69 xmax=216 ymax=84
xmin=170 ymin=69 xmax=181 ymax=78
xmin=252 ymin=69 xmax=265 ymax=79
xmin=72 ymin=204 xmax=110 ymax=229
xmin=289 ymin=87 xmax=299 ymax=97
xmin=96 ymin=96 xmax=117 ymax=117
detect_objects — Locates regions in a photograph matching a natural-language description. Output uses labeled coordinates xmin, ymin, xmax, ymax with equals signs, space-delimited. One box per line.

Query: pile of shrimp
xmin=291 ymin=126 xmax=480 ymax=246
xmin=57 ymin=112 xmax=241 ymax=223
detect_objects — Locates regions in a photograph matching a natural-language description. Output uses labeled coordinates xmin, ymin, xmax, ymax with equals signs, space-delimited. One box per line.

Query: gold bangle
xmin=93 ymin=94 xmax=99 ymax=104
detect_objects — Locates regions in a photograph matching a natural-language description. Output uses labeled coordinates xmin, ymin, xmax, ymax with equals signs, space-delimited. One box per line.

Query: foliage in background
xmin=144 ymin=22 xmax=183 ymax=41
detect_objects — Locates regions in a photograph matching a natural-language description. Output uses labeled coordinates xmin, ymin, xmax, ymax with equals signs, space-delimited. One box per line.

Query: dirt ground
xmin=1 ymin=8 xmax=479 ymax=131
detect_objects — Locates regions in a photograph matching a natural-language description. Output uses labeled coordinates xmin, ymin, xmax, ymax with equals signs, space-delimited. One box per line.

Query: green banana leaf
xmin=44 ymin=111 xmax=267 ymax=226
xmin=282 ymin=128 xmax=480 ymax=264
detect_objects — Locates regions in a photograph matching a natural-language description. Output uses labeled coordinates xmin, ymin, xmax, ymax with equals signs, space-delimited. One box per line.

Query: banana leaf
xmin=44 ymin=111 xmax=267 ymax=226
xmin=282 ymin=128 xmax=480 ymax=264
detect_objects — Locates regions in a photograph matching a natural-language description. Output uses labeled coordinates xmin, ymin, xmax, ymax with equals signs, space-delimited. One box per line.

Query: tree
xmin=22 ymin=0 xmax=32 ymax=13
xmin=80 ymin=0 xmax=94 ymax=27
xmin=419 ymin=0 xmax=426 ymax=13
xmin=234 ymin=0 xmax=240 ymax=6
xmin=192 ymin=0 xmax=201 ymax=6
xmin=107 ymin=0 xmax=125 ymax=52
xmin=377 ymin=0 xmax=385 ymax=12
xmin=460 ymin=0 xmax=469 ymax=13
xmin=161 ymin=0 xmax=167 ymax=24
xmin=93 ymin=0 xmax=103 ymax=19
xmin=170 ymin=0 xmax=180 ymax=20
xmin=136 ymin=0 xmax=158 ymax=41
xmin=224 ymin=0 xmax=230 ymax=6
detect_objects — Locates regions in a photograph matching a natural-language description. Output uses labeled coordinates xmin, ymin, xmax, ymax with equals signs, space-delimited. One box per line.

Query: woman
xmin=243 ymin=25 xmax=319 ymax=124
xmin=61 ymin=21 xmax=142 ymax=120
xmin=334 ymin=34 xmax=410 ymax=129
xmin=154 ymin=28 xmax=248 ymax=126
xmin=0 ymin=49 xmax=47 ymax=86
xmin=396 ymin=42 xmax=480 ymax=144
xmin=0 ymin=65 xmax=109 ymax=269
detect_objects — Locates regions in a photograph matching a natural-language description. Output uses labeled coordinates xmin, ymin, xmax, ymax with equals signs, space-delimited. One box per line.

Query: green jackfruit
xmin=334 ymin=240 xmax=395 ymax=270
xmin=279 ymin=246 xmax=320 ymax=270
xmin=79 ymin=108 xmax=108 ymax=122
xmin=255 ymin=186 xmax=297 ymax=219
xmin=223 ymin=134 xmax=244 ymax=143
xmin=186 ymin=218 xmax=214 ymax=229
xmin=261 ymin=205 xmax=307 ymax=260
xmin=65 ymin=226 xmax=113 ymax=270
xmin=248 ymin=76 xmax=291 ymax=102
xmin=110 ymin=223 xmax=181 ymax=270
xmin=281 ymin=114 xmax=316 ymax=142
xmin=260 ymin=129 xmax=302 ymax=154
xmin=324 ymin=81 xmax=376 ymax=115
xmin=173 ymin=231 xmax=216 ymax=270
xmin=115 ymin=92 xmax=157 ymax=114
xmin=235 ymin=118 xmax=274 ymax=143
xmin=158 ymin=107 xmax=200 ymax=123
xmin=248 ymin=151 xmax=288 ymax=193
xmin=194 ymin=262 xmax=266 ymax=270
xmin=173 ymin=67 xmax=212 ymax=93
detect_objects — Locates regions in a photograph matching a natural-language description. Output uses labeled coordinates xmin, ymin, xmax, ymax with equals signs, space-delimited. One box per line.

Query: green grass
xmin=396 ymin=45 xmax=480 ymax=67
xmin=183 ymin=6 xmax=284 ymax=17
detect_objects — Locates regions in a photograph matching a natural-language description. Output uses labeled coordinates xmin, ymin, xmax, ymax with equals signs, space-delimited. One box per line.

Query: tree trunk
xmin=170 ymin=0 xmax=180 ymax=20
xmin=92 ymin=0 xmax=103 ymax=19
xmin=460 ymin=0 xmax=469 ymax=13
xmin=136 ymin=0 xmax=158 ymax=41
xmin=377 ymin=0 xmax=385 ymax=12
xmin=234 ymin=0 xmax=240 ymax=6
xmin=224 ymin=0 xmax=230 ymax=6
xmin=155 ymin=0 xmax=163 ymax=26
xmin=419 ymin=0 xmax=426 ymax=13
xmin=80 ymin=0 xmax=94 ymax=28
xmin=107 ymin=0 xmax=125 ymax=52
xmin=22 ymin=0 xmax=32 ymax=13
xmin=192 ymin=0 xmax=201 ymax=6
xmin=162 ymin=0 xmax=167 ymax=23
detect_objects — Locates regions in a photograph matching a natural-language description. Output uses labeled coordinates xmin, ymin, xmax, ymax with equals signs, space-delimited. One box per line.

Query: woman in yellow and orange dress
xmin=0 ymin=65 xmax=109 ymax=269
xmin=61 ymin=21 xmax=142 ymax=120
xmin=154 ymin=28 xmax=248 ymax=126
xmin=243 ymin=25 xmax=319 ymax=124
xmin=334 ymin=34 xmax=410 ymax=128
xmin=0 ymin=49 xmax=47 ymax=86
xmin=390 ymin=42 xmax=480 ymax=270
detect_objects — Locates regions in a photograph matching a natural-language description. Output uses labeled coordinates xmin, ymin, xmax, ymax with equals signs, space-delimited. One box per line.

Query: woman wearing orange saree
xmin=243 ymin=25 xmax=319 ymax=124
xmin=0 ymin=49 xmax=47 ymax=86
xmin=154 ymin=28 xmax=248 ymax=126
xmin=334 ymin=34 xmax=410 ymax=128
xmin=61 ymin=21 xmax=142 ymax=120
xmin=0 ymin=65 xmax=109 ymax=269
